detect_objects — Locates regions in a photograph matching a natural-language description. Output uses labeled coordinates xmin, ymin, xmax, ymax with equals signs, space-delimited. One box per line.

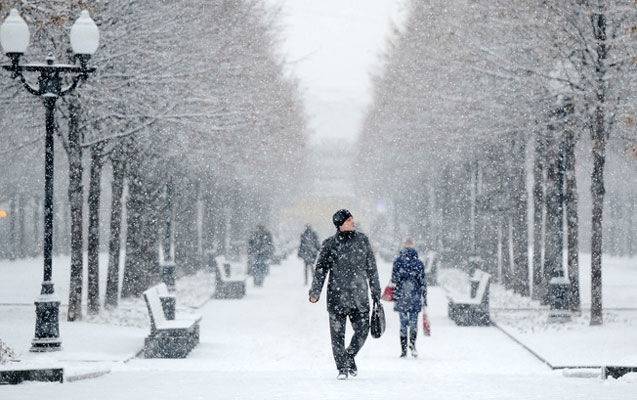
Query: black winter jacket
xmin=309 ymin=230 xmax=382 ymax=314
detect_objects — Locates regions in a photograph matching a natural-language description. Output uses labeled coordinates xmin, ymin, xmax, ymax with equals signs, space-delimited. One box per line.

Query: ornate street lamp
xmin=1 ymin=9 xmax=99 ymax=352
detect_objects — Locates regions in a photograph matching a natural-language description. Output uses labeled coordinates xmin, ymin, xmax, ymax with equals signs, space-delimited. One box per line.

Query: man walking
xmin=247 ymin=225 xmax=274 ymax=287
xmin=309 ymin=209 xmax=381 ymax=380
xmin=298 ymin=224 xmax=321 ymax=285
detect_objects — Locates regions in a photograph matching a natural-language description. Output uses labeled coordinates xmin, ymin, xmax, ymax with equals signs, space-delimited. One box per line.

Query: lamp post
xmin=1 ymin=9 xmax=99 ymax=352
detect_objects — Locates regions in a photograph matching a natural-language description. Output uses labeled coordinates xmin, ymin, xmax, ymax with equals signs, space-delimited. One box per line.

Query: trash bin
xmin=161 ymin=260 xmax=176 ymax=292
xmin=206 ymin=250 xmax=217 ymax=274
xmin=548 ymin=275 xmax=571 ymax=323
xmin=467 ymin=256 xmax=483 ymax=276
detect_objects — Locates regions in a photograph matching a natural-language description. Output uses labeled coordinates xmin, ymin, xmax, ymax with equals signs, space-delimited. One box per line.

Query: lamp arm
xmin=15 ymin=69 xmax=41 ymax=96
xmin=60 ymin=74 xmax=84 ymax=97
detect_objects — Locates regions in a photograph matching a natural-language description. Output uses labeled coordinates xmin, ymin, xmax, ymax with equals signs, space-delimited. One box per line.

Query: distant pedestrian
xmin=247 ymin=225 xmax=274 ymax=287
xmin=298 ymin=224 xmax=321 ymax=286
xmin=309 ymin=209 xmax=381 ymax=380
xmin=390 ymin=239 xmax=427 ymax=358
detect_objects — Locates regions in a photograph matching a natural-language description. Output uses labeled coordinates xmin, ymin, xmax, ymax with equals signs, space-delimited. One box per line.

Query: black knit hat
xmin=332 ymin=209 xmax=352 ymax=228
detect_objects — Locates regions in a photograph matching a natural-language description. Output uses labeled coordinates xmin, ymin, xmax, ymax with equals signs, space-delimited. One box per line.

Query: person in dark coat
xmin=298 ymin=224 xmax=321 ymax=286
xmin=309 ymin=209 xmax=382 ymax=380
xmin=391 ymin=239 xmax=427 ymax=358
xmin=247 ymin=225 xmax=274 ymax=287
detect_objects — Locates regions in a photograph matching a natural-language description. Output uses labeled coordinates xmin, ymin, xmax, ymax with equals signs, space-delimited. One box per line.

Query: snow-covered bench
xmin=142 ymin=283 xmax=201 ymax=358
xmin=212 ymin=257 xmax=246 ymax=299
xmin=447 ymin=269 xmax=491 ymax=326
xmin=603 ymin=366 xmax=637 ymax=379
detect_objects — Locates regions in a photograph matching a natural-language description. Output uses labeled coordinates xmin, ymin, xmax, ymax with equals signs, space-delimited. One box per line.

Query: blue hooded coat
xmin=391 ymin=247 xmax=427 ymax=313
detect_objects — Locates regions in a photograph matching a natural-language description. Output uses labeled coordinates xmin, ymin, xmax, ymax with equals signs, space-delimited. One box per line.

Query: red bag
xmin=381 ymin=285 xmax=395 ymax=302
xmin=422 ymin=313 xmax=431 ymax=336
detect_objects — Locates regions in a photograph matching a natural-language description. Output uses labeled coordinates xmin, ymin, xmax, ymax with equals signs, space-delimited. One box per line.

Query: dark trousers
xmin=329 ymin=308 xmax=370 ymax=371
xmin=399 ymin=311 xmax=418 ymax=337
xmin=304 ymin=261 xmax=314 ymax=286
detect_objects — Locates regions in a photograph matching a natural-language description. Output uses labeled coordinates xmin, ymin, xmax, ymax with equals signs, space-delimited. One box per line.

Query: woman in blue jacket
xmin=391 ymin=239 xmax=427 ymax=358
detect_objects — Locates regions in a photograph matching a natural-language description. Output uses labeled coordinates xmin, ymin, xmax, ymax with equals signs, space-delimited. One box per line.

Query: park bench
xmin=447 ymin=269 xmax=491 ymax=326
xmin=602 ymin=365 xmax=637 ymax=379
xmin=212 ymin=256 xmax=247 ymax=299
xmin=0 ymin=367 xmax=63 ymax=385
xmin=142 ymin=283 xmax=201 ymax=358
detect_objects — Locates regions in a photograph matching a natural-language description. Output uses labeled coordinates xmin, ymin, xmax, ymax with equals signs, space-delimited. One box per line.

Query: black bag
xmin=370 ymin=301 xmax=386 ymax=338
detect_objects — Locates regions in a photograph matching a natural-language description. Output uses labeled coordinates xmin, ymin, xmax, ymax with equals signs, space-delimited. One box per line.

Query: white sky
xmin=265 ymin=0 xmax=408 ymax=144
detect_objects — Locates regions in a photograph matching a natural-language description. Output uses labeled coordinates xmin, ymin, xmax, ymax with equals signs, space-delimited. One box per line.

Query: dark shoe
xmin=337 ymin=370 xmax=348 ymax=380
xmin=348 ymin=356 xmax=357 ymax=377
xmin=400 ymin=336 xmax=408 ymax=358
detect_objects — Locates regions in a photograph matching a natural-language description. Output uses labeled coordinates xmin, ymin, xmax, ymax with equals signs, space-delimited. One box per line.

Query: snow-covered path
xmin=3 ymin=257 xmax=633 ymax=399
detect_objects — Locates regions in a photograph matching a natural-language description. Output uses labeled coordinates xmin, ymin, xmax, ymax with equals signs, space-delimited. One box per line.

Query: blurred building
xmin=278 ymin=140 xmax=373 ymax=240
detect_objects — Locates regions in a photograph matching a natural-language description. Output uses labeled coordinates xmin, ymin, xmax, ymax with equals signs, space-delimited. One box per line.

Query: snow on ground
xmin=574 ymin=254 xmax=637 ymax=308
xmin=494 ymin=308 xmax=637 ymax=366
xmin=439 ymin=254 xmax=637 ymax=367
xmin=0 ymin=253 xmax=115 ymax=306
xmin=0 ymin=253 xmax=144 ymax=367
xmin=1 ymin=256 xmax=634 ymax=399
xmin=0 ymin=253 xmax=213 ymax=378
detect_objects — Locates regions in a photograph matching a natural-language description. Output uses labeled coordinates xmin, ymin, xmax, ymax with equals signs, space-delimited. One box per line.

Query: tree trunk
xmin=105 ymin=159 xmax=126 ymax=309
xmin=57 ymin=197 xmax=71 ymax=255
xmin=590 ymin=10 xmax=607 ymax=326
xmin=8 ymin=195 xmax=16 ymax=260
xmin=590 ymin=130 xmax=606 ymax=325
xmin=121 ymin=161 xmax=160 ymax=298
xmin=426 ymin=181 xmax=437 ymax=251
xmin=162 ymin=181 xmax=174 ymax=263
xmin=511 ymin=134 xmax=529 ymax=296
xmin=563 ymin=128 xmax=580 ymax=312
xmin=229 ymin=190 xmax=245 ymax=262
xmin=532 ymin=129 xmax=547 ymax=300
xmin=175 ymin=179 xmax=201 ymax=272
xmin=52 ymin=196 xmax=59 ymax=256
xmin=218 ymin=201 xmax=228 ymax=257
xmin=630 ymin=194 xmax=636 ymax=257
xmin=87 ymin=146 xmax=104 ymax=315
xmin=121 ymin=166 xmax=145 ymax=298
xmin=63 ymin=197 xmax=71 ymax=255
xmin=202 ymin=192 xmax=217 ymax=256
xmin=501 ymin=217 xmax=511 ymax=288
xmin=196 ymin=184 xmax=203 ymax=260
xmin=469 ymin=162 xmax=478 ymax=256
xmin=543 ymin=119 xmax=564 ymax=305
xmin=475 ymin=156 xmax=499 ymax=278
xmin=67 ymin=99 xmax=84 ymax=322
xmin=496 ymin=223 xmax=503 ymax=282
xmin=31 ymin=197 xmax=40 ymax=257
xmin=17 ymin=193 xmax=26 ymax=258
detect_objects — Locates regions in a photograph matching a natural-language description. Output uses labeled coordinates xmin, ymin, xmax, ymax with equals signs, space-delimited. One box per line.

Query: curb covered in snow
xmin=493 ymin=321 xmax=636 ymax=380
